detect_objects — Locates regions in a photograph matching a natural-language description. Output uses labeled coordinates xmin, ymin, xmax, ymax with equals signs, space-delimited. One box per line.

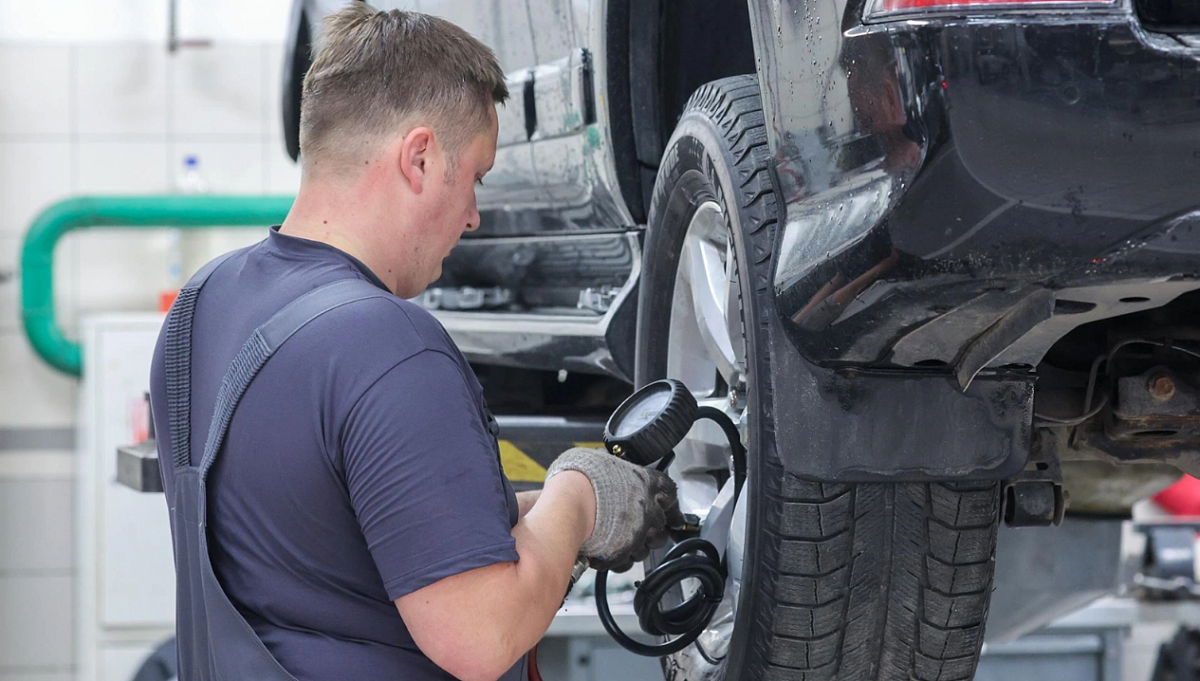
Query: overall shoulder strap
xmin=197 ymin=278 xmax=389 ymax=477
xmin=165 ymin=251 xmax=238 ymax=470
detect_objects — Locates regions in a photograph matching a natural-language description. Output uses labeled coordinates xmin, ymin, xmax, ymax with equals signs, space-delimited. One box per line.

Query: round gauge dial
xmin=612 ymin=389 xmax=672 ymax=438
xmin=603 ymin=379 xmax=698 ymax=466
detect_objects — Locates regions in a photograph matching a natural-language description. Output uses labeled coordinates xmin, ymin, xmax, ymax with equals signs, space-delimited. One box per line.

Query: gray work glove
xmin=546 ymin=447 xmax=683 ymax=573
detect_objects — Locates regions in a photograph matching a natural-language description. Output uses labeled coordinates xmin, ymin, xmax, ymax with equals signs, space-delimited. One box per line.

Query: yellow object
xmin=498 ymin=441 xmax=548 ymax=482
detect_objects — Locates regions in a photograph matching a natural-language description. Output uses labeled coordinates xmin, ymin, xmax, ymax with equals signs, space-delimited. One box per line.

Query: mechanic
xmin=147 ymin=5 xmax=680 ymax=681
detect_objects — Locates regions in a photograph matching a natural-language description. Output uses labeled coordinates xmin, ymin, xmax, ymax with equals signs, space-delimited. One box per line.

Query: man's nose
xmin=465 ymin=207 xmax=481 ymax=232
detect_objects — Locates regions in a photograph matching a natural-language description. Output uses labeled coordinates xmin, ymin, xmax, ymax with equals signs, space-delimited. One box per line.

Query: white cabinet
xmin=77 ymin=314 xmax=175 ymax=681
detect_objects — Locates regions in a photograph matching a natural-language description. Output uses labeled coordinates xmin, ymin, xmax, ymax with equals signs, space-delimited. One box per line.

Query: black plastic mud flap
xmin=768 ymin=320 xmax=1033 ymax=482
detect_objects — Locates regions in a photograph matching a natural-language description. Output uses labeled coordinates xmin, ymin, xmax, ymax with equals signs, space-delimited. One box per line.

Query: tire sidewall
xmin=636 ymin=92 xmax=777 ymax=681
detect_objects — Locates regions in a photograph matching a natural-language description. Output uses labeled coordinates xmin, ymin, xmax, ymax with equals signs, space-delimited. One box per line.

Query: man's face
xmin=418 ymin=108 xmax=498 ymax=293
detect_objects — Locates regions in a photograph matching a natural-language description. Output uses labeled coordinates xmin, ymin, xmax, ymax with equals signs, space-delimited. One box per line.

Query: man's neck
xmin=280 ymin=180 xmax=405 ymax=295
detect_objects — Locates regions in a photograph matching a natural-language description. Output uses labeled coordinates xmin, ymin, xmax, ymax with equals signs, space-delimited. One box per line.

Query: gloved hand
xmin=546 ymin=447 xmax=683 ymax=573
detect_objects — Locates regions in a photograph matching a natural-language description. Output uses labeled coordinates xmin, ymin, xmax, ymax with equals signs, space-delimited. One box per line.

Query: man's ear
xmin=399 ymin=126 xmax=435 ymax=194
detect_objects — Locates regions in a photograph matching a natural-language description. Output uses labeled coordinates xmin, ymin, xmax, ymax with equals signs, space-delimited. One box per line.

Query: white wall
xmin=0 ymin=0 xmax=292 ymax=43
xmin=0 ymin=1 xmax=301 ymax=678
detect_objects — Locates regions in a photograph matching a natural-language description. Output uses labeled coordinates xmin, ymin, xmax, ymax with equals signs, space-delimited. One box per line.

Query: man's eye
xmin=475 ymin=178 xmax=484 ymax=187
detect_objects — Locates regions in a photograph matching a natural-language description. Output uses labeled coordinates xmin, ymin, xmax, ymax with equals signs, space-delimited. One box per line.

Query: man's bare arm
xmin=395 ymin=472 xmax=593 ymax=681
xmin=515 ymin=490 xmax=541 ymax=518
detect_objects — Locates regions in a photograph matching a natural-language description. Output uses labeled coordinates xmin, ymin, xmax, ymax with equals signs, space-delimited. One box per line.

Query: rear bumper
xmin=767 ymin=14 xmax=1200 ymax=366
xmin=748 ymin=3 xmax=1200 ymax=479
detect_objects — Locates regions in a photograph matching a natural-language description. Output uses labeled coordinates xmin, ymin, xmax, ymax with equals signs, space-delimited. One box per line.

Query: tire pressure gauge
xmin=603 ymin=379 xmax=698 ymax=466
xmin=595 ymin=377 xmax=748 ymax=658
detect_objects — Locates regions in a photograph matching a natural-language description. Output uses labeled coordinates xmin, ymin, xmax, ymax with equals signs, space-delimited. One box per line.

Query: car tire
xmin=635 ymin=75 xmax=1001 ymax=681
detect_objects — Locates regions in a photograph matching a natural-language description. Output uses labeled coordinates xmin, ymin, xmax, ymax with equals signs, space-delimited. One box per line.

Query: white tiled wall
xmin=173 ymin=45 xmax=269 ymax=137
xmin=0 ymin=480 xmax=75 ymax=676
xmin=0 ymin=141 xmax=74 ymax=237
xmin=0 ymin=0 xmax=293 ymax=43
xmin=0 ymin=481 xmax=74 ymax=572
xmin=74 ymin=45 xmax=170 ymax=139
xmin=0 ymin=32 xmax=300 ymax=680
xmin=0 ymin=334 xmax=78 ymax=428
xmin=0 ymin=46 xmax=72 ymax=135
xmin=0 ymin=237 xmax=20 ymax=333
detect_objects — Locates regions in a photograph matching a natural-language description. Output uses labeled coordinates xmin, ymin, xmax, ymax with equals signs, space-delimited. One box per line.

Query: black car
xmin=286 ymin=1 xmax=1200 ymax=679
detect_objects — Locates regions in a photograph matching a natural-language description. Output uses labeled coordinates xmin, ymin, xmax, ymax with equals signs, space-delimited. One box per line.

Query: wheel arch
xmin=606 ymin=0 xmax=758 ymax=224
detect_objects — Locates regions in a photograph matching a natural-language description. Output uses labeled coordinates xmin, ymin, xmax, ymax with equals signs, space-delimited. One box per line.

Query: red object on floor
xmin=1154 ymin=475 xmax=1200 ymax=516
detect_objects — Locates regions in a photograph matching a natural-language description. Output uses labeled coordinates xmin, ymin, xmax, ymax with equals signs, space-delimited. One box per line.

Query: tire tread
xmin=644 ymin=76 xmax=999 ymax=681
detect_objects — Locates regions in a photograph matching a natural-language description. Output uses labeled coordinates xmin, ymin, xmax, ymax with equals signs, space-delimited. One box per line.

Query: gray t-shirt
xmin=149 ymin=226 xmax=524 ymax=681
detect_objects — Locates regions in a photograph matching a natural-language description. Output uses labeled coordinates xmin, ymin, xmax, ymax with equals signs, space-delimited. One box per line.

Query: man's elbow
xmin=424 ymin=636 xmax=521 ymax=681
xmin=396 ymin=563 xmax=530 ymax=680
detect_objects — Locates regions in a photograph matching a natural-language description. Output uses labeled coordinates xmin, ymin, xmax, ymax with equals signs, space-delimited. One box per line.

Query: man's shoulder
xmin=297 ymin=293 xmax=477 ymax=424
xmin=304 ymin=289 xmax=461 ymax=364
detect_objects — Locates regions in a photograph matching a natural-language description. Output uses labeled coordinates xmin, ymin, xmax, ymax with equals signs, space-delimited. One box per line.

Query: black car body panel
xmin=747 ymin=1 xmax=1200 ymax=477
xmin=286 ymin=0 xmax=1200 ymax=479
xmin=757 ymin=10 xmax=1200 ymax=368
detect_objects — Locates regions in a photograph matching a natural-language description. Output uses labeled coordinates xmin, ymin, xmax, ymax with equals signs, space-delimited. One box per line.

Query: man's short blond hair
xmin=300 ymin=3 xmax=508 ymax=171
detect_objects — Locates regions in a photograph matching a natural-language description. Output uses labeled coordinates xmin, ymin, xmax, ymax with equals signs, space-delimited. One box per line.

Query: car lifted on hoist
xmin=282 ymin=0 xmax=1200 ymax=679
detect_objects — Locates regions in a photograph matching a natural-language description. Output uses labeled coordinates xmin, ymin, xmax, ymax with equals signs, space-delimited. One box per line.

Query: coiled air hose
xmin=596 ymin=385 xmax=747 ymax=657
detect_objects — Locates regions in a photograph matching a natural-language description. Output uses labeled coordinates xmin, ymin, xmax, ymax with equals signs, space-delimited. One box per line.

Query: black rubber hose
xmin=595 ymin=405 xmax=746 ymax=657
xmin=596 ymin=538 xmax=725 ymax=657
xmin=696 ymin=405 xmax=747 ymax=504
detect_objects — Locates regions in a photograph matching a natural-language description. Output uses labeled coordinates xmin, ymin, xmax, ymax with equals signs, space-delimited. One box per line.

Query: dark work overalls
xmin=162 ymin=253 xmax=391 ymax=680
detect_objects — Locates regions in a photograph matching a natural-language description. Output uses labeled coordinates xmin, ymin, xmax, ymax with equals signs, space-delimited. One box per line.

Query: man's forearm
xmin=501 ymin=474 xmax=591 ymax=645
xmin=516 ymin=489 xmax=541 ymax=518
xmin=396 ymin=471 xmax=595 ymax=681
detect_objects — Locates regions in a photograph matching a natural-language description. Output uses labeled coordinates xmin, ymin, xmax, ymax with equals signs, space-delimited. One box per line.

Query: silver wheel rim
xmin=663 ymin=201 xmax=750 ymax=667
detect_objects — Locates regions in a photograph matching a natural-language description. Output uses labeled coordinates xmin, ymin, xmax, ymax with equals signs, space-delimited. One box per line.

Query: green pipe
xmin=21 ymin=195 xmax=295 ymax=377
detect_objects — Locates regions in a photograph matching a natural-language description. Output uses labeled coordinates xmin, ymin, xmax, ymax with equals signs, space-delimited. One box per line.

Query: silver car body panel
xmin=299 ymin=0 xmax=638 ymax=377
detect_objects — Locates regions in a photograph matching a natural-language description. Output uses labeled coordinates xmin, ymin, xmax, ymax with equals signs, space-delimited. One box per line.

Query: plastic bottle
xmin=177 ymin=155 xmax=208 ymax=193
xmin=160 ymin=155 xmax=208 ymax=312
